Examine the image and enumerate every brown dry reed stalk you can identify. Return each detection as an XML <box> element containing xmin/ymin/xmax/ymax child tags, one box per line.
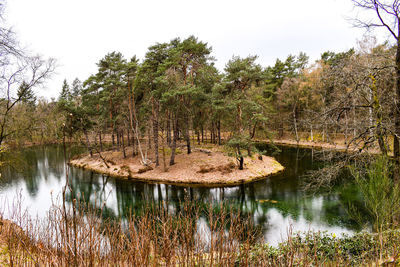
<box><xmin>0</xmin><ymin>194</ymin><xmax>400</xmax><ymax>266</ymax></box>
<box><xmin>0</xmin><ymin>194</ymin><xmax>264</xmax><ymax>266</ymax></box>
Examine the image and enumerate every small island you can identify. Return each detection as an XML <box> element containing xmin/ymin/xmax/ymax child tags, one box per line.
<box><xmin>70</xmin><ymin>146</ymin><xmax>284</xmax><ymax>187</ymax></box>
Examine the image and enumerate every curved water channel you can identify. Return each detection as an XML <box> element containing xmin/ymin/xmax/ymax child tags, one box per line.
<box><xmin>0</xmin><ymin>144</ymin><xmax>367</xmax><ymax>246</ymax></box>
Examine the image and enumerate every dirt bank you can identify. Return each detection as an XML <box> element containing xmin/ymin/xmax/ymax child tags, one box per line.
<box><xmin>69</xmin><ymin>146</ymin><xmax>284</xmax><ymax>187</ymax></box>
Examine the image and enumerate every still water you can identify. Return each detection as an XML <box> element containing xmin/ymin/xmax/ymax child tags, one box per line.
<box><xmin>0</xmin><ymin>144</ymin><xmax>366</xmax><ymax>245</ymax></box>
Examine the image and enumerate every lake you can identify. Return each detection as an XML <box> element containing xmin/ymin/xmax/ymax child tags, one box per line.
<box><xmin>0</xmin><ymin>144</ymin><xmax>367</xmax><ymax>246</ymax></box>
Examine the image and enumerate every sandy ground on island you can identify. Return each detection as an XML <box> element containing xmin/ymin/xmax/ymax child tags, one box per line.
<box><xmin>69</xmin><ymin>145</ymin><xmax>284</xmax><ymax>187</ymax></box>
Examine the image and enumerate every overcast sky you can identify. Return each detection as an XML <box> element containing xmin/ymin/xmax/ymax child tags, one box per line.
<box><xmin>5</xmin><ymin>0</ymin><xmax>382</xmax><ymax>99</ymax></box>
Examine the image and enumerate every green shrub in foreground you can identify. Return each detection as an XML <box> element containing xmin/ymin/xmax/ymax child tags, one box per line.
<box><xmin>243</xmin><ymin>229</ymin><xmax>400</xmax><ymax>266</ymax></box>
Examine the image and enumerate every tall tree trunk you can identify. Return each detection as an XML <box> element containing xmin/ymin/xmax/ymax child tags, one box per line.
<box><xmin>133</xmin><ymin>135</ymin><xmax>137</xmax><ymax>157</ymax></box>
<box><xmin>0</xmin><ymin>117</ymin><xmax>7</xmax><ymax>147</ymax></box>
<box><xmin>237</xmin><ymin>145</ymin><xmax>244</xmax><ymax>170</ymax></box>
<box><xmin>147</xmin><ymin>126</ymin><xmax>152</xmax><ymax>150</ymax></box>
<box><xmin>250</xmin><ymin>122</ymin><xmax>257</xmax><ymax>139</ymax></box>
<box><xmin>185</xmin><ymin>114</ymin><xmax>191</xmax><ymax>154</ymax></box>
<box><xmin>353</xmin><ymin>99</ymin><xmax>357</xmax><ymax>139</ymax></box>
<box><xmin>211</xmin><ymin>121</ymin><xmax>214</xmax><ymax>144</ymax></box>
<box><xmin>84</xmin><ymin>129</ymin><xmax>93</xmax><ymax>157</ymax></box>
<box><xmin>214</xmin><ymin>122</ymin><xmax>217</xmax><ymax>144</ymax></box>
<box><xmin>237</xmin><ymin>103</ymin><xmax>245</xmax><ymax>169</ymax></box>
<box><xmin>370</xmin><ymin>75</ymin><xmax>388</xmax><ymax>156</ymax></box>
<box><xmin>192</xmin><ymin>129</ymin><xmax>195</xmax><ymax>147</ymax></box>
<box><xmin>201</xmin><ymin>125</ymin><xmax>204</xmax><ymax>143</ymax></box>
<box><xmin>394</xmin><ymin>37</ymin><xmax>400</xmax><ymax>182</ymax></box>
<box><xmin>112</xmin><ymin>130</ymin><xmax>115</xmax><ymax>149</ymax></box>
<box><xmin>120</xmin><ymin>130</ymin><xmax>125</xmax><ymax>158</ymax></box>
<box><xmin>152</xmin><ymin>98</ymin><xmax>159</xmax><ymax>166</ymax></box>
<box><xmin>131</xmin><ymin>124</ymin><xmax>136</xmax><ymax>157</ymax></box>
<box><xmin>99</xmin><ymin>131</ymin><xmax>103</xmax><ymax>152</ymax></box>
<box><xmin>127</xmin><ymin>126</ymin><xmax>130</xmax><ymax>147</ymax></box>
<box><xmin>170</xmin><ymin>115</ymin><xmax>178</xmax><ymax>166</ymax></box>
<box><xmin>94</xmin><ymin>132</ymin><xmax>98</xmax><ymax>148</ymax></box>
<box><xmin>218</xmin><ymin>120</ymin><xmax>221</xmax><ymax>145</ymax></box>
<box><xmin>247</xmin><ymin>146</ymin><xmax>252</xmax><ymax>157</ymax></box>
<box><xmin>293</xmin><ymin>104</ymin><xmax>299</xmax><ymax>144</ymax></box>
<box><xmin>128</xmin><ymin>87</ymin><xmax>135</xmax><ymax>157</ymax></box>
<box><xmin>167</xmin><ymin>112</ymin><xmax>171</xmax><ymax>146</ymax></box>
<box><xmin>343</xmin><ymin>111</ymin><xmax>348</xmax><ymax>145</ymax></box>
<box><xmin>128</xmin><ymin>83</ymin><xmax>148</xmax><ymax>164</ymax></box>
<box><xmin>310</xmin><ymin>124</ymin><xmax>314</xmax><ymax>142</ymax></box>
<box><xmin>161</xmin><ymin>127</ymin><xmax>167</xmax><ymax>172</ymax></box>
<box><xmin>117</xmin><ymin>129</ymin><xmax>120</xmax><ymax>150</ymax></box>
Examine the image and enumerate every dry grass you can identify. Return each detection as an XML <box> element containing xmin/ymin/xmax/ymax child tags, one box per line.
<box><xmin>0</xmin><ymin>196</ymin><xmax>399</xmax><ymax>266</ymax></box>
<box><xmin>0</xmin><ymin>197</ymin><xmax>263</xmax><ymax>266</ymax></box>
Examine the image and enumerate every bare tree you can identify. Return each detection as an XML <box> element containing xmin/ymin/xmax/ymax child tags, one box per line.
<box><xmin>351</xmin><ymin>0</ymin><xmax>400</xmax><ymax>178</ymax></box>
<box><xmin>0</xmin><ymin>2</ymin><xmax>56</xmax><ymax>147</ymax></box>
<box><xmin>304</xmin><ymin>40</ymin><xmax>395</xmax><ymax>191</ymax></box>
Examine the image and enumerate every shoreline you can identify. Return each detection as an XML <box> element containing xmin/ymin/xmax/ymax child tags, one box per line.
<box><xmin>69</xmin><ymin>146</ymin><xmax>285</xmax><ymax>187</ymax></box>
<box><xmin>262</xmin><ymin>138</ymin><xmax>388</xmax><ymax>155</ymax></box>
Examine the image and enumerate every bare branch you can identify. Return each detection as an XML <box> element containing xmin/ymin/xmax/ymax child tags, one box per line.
<box><xmin>351</xmin><ymin>0</ymin><xmax>399</xmax><ymax>39</ymax></box>
<box><xmin>374</xmin><ymin>1</ymin><xmax>398</xmax><ymax>38</ymax></box>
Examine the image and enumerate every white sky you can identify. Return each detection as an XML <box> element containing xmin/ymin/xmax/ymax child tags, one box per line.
<box><xmin>5</xmin><ymin>0</ymin><xmax>384</xmax><ymax>99</ymax></box>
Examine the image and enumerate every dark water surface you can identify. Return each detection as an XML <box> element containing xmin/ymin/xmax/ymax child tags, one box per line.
<box><xmin>0</xmin><ymin>144</ymin><xmax>367</xmax><ymax>245</ymax></box>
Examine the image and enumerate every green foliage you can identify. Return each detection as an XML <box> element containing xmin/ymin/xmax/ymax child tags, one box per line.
<box><xmin>71</xmin><ymin>78</ymin><xmax>82</xmax><ymax>98</ymax></box>
<box><xmin>59</xmin><ymin>79</ymin><xmax>71</xmax><ymax>102</ymax></box>
<box><xmin>264</xmin><ymin>52</ymin><xmax>309</xmax><ymax>97</ymax></box>
<box><xmin>17</xmin><ymin>81</ymin><xmax>36</xmax><ymax>106</ymax></box>
<box><xmin>244</xmin><ymin>230</ymin><xmax>400</xmax><ymax>266</ymax></box>
<box><xmin>222</xmin><ymin>55</ymin><xmax>274</xmax><ymax>160</ymax></box>
<box><xmin>320</xmin><ymin>48</ymin><xmax>355</xmax><ymax>67</ymax></box>
<box><xmin>350</xmin><ymin>156</ymin><xmax>400</xmax><ymax>231</ymax></box>
<box><xmin>225</xmin><ymin>135</ymin><xmax>252</xmax><ymax>153</ymax></box>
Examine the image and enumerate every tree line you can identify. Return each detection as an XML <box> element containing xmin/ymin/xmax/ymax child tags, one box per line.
<box><xmin>57</xmin><ymin>37</ymin><xmax>272</xmax><ymax>169</ymax></box>
<box><xmin>2</xmin><ymin>34</ymin><xmax>398</xmax><ymax>170</ymax></box>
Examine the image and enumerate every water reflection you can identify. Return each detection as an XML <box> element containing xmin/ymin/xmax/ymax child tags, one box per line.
<box><xmin>0</xmin><ymin>144</ymin><xmax>368</xmax><ymax>245</ymax></box>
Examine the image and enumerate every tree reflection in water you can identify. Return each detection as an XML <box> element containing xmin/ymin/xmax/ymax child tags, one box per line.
<box><xmin>0</xmin><ymin>144</ymin><xmax>369</xmax><ymax>245</ymax></box>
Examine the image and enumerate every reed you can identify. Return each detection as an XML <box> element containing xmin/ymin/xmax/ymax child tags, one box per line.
<box><xmin>0</xmin><ymin>196</ymin><xmax>399</xmax><ymax>266</ymax></box>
